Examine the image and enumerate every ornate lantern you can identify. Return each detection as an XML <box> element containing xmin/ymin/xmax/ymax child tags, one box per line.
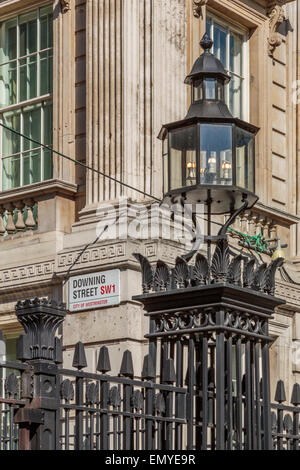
<box><xmin>159</xmin><ymin>34</ymin><xmax>259</xmax><ymax>214</ymax></box>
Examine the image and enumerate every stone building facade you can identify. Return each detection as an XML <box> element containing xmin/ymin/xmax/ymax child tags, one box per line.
<box><xmin>0</xmin><ymin>0</ymin><xmax>299</xmax><ymax>400</ymax></box>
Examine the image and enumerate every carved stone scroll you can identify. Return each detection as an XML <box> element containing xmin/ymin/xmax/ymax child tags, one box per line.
<box><xmin>193</xmin><ymin>0</ymin><xmax>209</xmax><ymax>19</ymax></box>
<box><xmin>268</xmin><ymin>4</ymin><xmax>285</xmax><ymax>57</ymax></box>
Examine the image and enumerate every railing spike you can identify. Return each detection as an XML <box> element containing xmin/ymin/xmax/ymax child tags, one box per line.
<box><xmin>184</xmin><ymin>362</ymin><xmax>198</xmax><ymax>386</ymax></box>
<box><xmin>291</xmin><ymin>383</ymin><xmax>300</xmax><ymax>406</ymax></box>
<box><xmin>162</xmin><ymin>358</ymin><xmax>176</xmax><ymax>384</ymax></box>
<box><xmin>120</xmin><ymin>350</ymin><xmax>134</xmax><ymax>378</ymax></box>
<box><xmin>72</xmin><ymin>342</ymin><xmax>87</xmax><ymax>370</ymax></box>
<box><xmin>97</xmin><ymin>346</ymin><xmax>111</xmax><ymax>374</ymax></box>
<box><xmin>141</xmin><ymin>354</ymin><xmax>155</xmax><ymax>380</ymax></box>
<box><xmin>275</xmin><ymin>380</ymin><xmax>286</xmax><ymax>403</ymax></box>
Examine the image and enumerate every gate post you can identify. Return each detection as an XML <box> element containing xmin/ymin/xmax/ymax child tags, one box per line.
<box><xmin>14</xmin><ymin>298</ymin><xmax>66</xmax><ymax>450</ymax></box>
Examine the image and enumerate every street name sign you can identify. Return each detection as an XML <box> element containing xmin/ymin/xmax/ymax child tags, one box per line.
<box><xmin>69</xmin><ymin>270</ymin><xmax>120</xmax><ymax>312</ymax></box>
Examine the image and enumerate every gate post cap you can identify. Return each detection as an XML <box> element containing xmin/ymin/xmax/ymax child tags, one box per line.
<box><xmin>72</xmin><ymin>342</ymin><xmax>87</xmax><ymax>370</ymax></box>
<box><xmin>120</xmin><ymin>350</ymin><xmax>134</xmax><ymax>378</ymax></box>
<box><xmin>142</xmin><ymin>355</ymin><xmax>156</xmax><ymax>380</ymax></box>
<box><xmin>275</xmin><ymin>380</ymin><xmax>286</xmax><ymax>403</ymax></box>
<box><xmin>291</xmin><ymin>383</ymin><xmax>300</xmax><ymax>406</ymax></box>
<box><xmin>97</xmin><ymin>346</ymin><xmax>111</xmax><ymax>373</ymax></box>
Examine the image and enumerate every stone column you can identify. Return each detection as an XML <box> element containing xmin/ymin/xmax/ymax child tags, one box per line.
<box><xmin>85</xmin><ymin>0</ymin><xmax>123</xmax><ymax>209</ymax></box>
<box><xmin>82</xmin><ymin>0</ymin><xmax>188</xmax><ymax>214</ymax></box>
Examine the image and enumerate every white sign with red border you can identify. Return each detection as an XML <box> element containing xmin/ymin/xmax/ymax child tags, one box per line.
<box><xmin>69</xmin><ymin>270</ymin><xmax>120</xmax><ymax>312</ymax></box>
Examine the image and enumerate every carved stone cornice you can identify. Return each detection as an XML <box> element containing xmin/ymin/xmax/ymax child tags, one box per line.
<box><xmin>60</xmin><ymin>0</ymin><xmax>70</xmax><ymax>13</ymax></box>
<box><xmin>193</xmin><ymin>0</ymin><xmax>209</xmax><ymax>19</ymax></box>
<box><xmin>267</xmin><ymin>3</ymin><xmax>285</xmax><ymax>57</ymax></box>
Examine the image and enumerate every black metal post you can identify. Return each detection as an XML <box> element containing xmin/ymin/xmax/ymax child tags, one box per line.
<box><xmin>15</xmin><ymin>299</ymin><xmax>66</xmax><ymax>450</ymax></box>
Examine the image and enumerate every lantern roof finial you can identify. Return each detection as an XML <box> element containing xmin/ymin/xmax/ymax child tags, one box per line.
<box><xmin>200</xmin><ymin>33</ymin><xmax>213</xmax><ymax>52</ymax></box>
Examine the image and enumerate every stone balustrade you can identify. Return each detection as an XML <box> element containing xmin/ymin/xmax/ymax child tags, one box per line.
<box><xmin>228</xmin><ymin>209</ymin><xmax>279</xmax><ymax>255</ymax></box>
<box><xmin>0</xmin><ymin>199</ymin><xmax>38</xmax><ymax>238</ymax></box>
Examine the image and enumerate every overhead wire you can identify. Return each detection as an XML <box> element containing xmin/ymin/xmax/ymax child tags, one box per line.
<box><xmin>0</xmin><ymin>121</ymin><xmax>224</xmax><ymax>229</ymax></box>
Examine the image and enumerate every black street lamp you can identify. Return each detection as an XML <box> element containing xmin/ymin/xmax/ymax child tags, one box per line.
<box><xmin>159</xmin><ymin>33</ymin><xmax>259</xmax><ymax>215</ymax></box>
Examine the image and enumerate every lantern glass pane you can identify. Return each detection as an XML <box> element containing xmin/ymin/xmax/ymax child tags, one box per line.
<box><xmin>192</xmin><ymin>80</ymin><xmax>203</xmax><ymax>102</ymax></box>
<box><xmin>204</xmin><ymin>79</ymin><xmax>216</xmax><ymax>99</ymax></box>
<box><xmin>200</xmin><ymin>124</ymin><xmax>232</xmax><ymax>185</ymax></box>
<box><xmin>169</xmin><ymin>126</ymin><xmax>197</xmax><ymax>190</ymax></box>
<box><xmin>217</xmin><ymin>79</ymin><xmax>224</xmax><ymax>101</ymax></box>
<box><xmin>236</xmin><ymin>128</ymin><xmax>255</xmax><ymax>191</ymax></box>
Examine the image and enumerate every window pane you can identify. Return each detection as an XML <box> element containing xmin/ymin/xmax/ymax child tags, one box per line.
<box><xmin>43</xmin><ymin>150</ymin><xmax>53</xmax><ymax>180</ymax></box>
<box><xmin>206</xmin><ymin>17</ymin><xmax>212</xmax><ymax>36</ymax></box>
<box><xmin>40</xmin><ymin>6</ymin><xmax>53</xmax><ymax>50</ymax></box>
<box><xmin>0</xmin><ymin>18</ymin><xmax>17</xmax><ymax>64</ymax></box>
<box><xmin>23</xmin><ymin>149</ymin><xmax>41</xmax><ymax>185</ymax></box>
<box><xmin>2</xmin><ymin>155</ymin><xmax>20</xmax><ymax>190</ymax></box>
<box><xmin>213</xmin><ymin>23</ymin><xmax>227</xmax><ymax>68</ymax></box>
<box><xmin>2</xmin><ymin>111</ymin><xmax>20</xmax><ymax>156</ymax></box>
<box><xmin>23</xmin><ymin>104</ymin><xmax>41</xmax><ymax>151</ymax></box>
<box><xmin>40</xmin><ymin>50</ymin><xmax>53</xmax><ymax>95</ymax></box>
<box><xmin>0</xmin><ymin>61</ymin><xmax>17</xmax><ymax>107</ymax></box>
<box><xmin>28</xmin><ymin>54</ymin><xmax>37</xmax><ymax>99</ymax></box>
<box><xmin>230</xmin><ymin>34</ymin><xmax>242</xmax><ymax>76</ymax></box>
<box><xmin>44</xmin><ymin>102</ymin><xmax>53</xmax><ymax>145</ymax></box>
<box><xmin>19</xmin><ymin>11</ymin><xmax>37</xmax><ymax>56</ymax></box>
<box><xmin>19</xmin><ymin>55</ymin><xmax>37</xmax><ymax>101</ymax></box>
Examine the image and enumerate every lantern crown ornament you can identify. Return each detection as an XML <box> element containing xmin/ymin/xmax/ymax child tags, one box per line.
<box><xmin>159</xmin><ymin>34</ymin><xmax>260</xmax><ymax>215</ymax></box>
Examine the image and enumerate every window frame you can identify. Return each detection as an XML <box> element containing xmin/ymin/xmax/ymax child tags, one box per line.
<box><xmin>0</xmin><ymin>4</ymin><xmax>53</xmax><ymax>192</ymax></box>
<box><xmin>206</xmin><ymin>11</ymin><xmax>250</xmax><ymax>121</ymax></box>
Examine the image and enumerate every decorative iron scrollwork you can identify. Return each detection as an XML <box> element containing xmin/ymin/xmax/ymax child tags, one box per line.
<box><xmin>5</xmin><ymin>373</ymin><xmax>19</xmax><ymax>399</ymax></box>
<box><xmin>193</xmin><ymin>254</ymin><xmax>209</xmax><ymax>286</ymax></box>
<box><xmin>154</xmin><ymin>393</ymin><xmax>165</xmax><ymax>415</ymax></box>
<box><xmin>86</xmin><ymin>382</ymin><xmax>99</xmax><ymax>406</ymax></box>
<box><xmin>60</xmin><ymin>379</ymin><xmax>74</xmax><ymax>403</ymax></box>
<box><xmin>154</xmin><ymin>261</ymin><xmax>170</xmax><ymax>292</ymax></box>
<box><xmin>227</xmin><ymin>255</ymin><xmax>243</xmax><ymax>286</ymax></box>
<box><xmin>211</xmin><ymin>239</ymin><xmax>230</xmax><ymax>283</ymax></box>
<box><xmin>109</xmin><ymin>387</ymin><xmax>121</xmax><ymax>408</ymax></box>
<box><xmin>173</xmin><ymin>257</ymin><xmax>189</xmax><ymax>289</ymax></box>
<box><xmin>133</xmin><ymin>254</ymin><xmax>154</xmax><ymax>294</ymax></box>
<box><xmin>131</xmin><ymin>390</ymin><xmax>144</xmax><ymax>412</ymax></box>
<box><xmin>134</xmin><ymin>241</ymin><xmax>283</xmax><ymax>296</ymax></box>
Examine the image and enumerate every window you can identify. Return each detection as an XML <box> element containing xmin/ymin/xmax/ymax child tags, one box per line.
<box><xmin>206</xmin><ymin>14</ymin><xmax>249</xmax><ymax>120</ymax></box>
<box><xmin>0</xmin><ymin>5</ymin><xmax>53</xmax><ymax>191</ymax></box>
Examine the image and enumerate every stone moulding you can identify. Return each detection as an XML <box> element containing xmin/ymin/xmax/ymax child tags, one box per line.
<box><xmin>193</xmin><ymin>0</ymin><xmax>209</xmax><ymax>19</ymax></box>
<box><xmin>268</xmin><ymin>3</ymin><xmax>285</xmax><ymax>58</ymax></box>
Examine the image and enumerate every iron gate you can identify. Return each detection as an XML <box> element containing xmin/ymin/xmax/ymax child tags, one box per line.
<box><xmin>0</xmin><ymin>243</ymin><xmax>299</xmax><ymax>450</ymax></box>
